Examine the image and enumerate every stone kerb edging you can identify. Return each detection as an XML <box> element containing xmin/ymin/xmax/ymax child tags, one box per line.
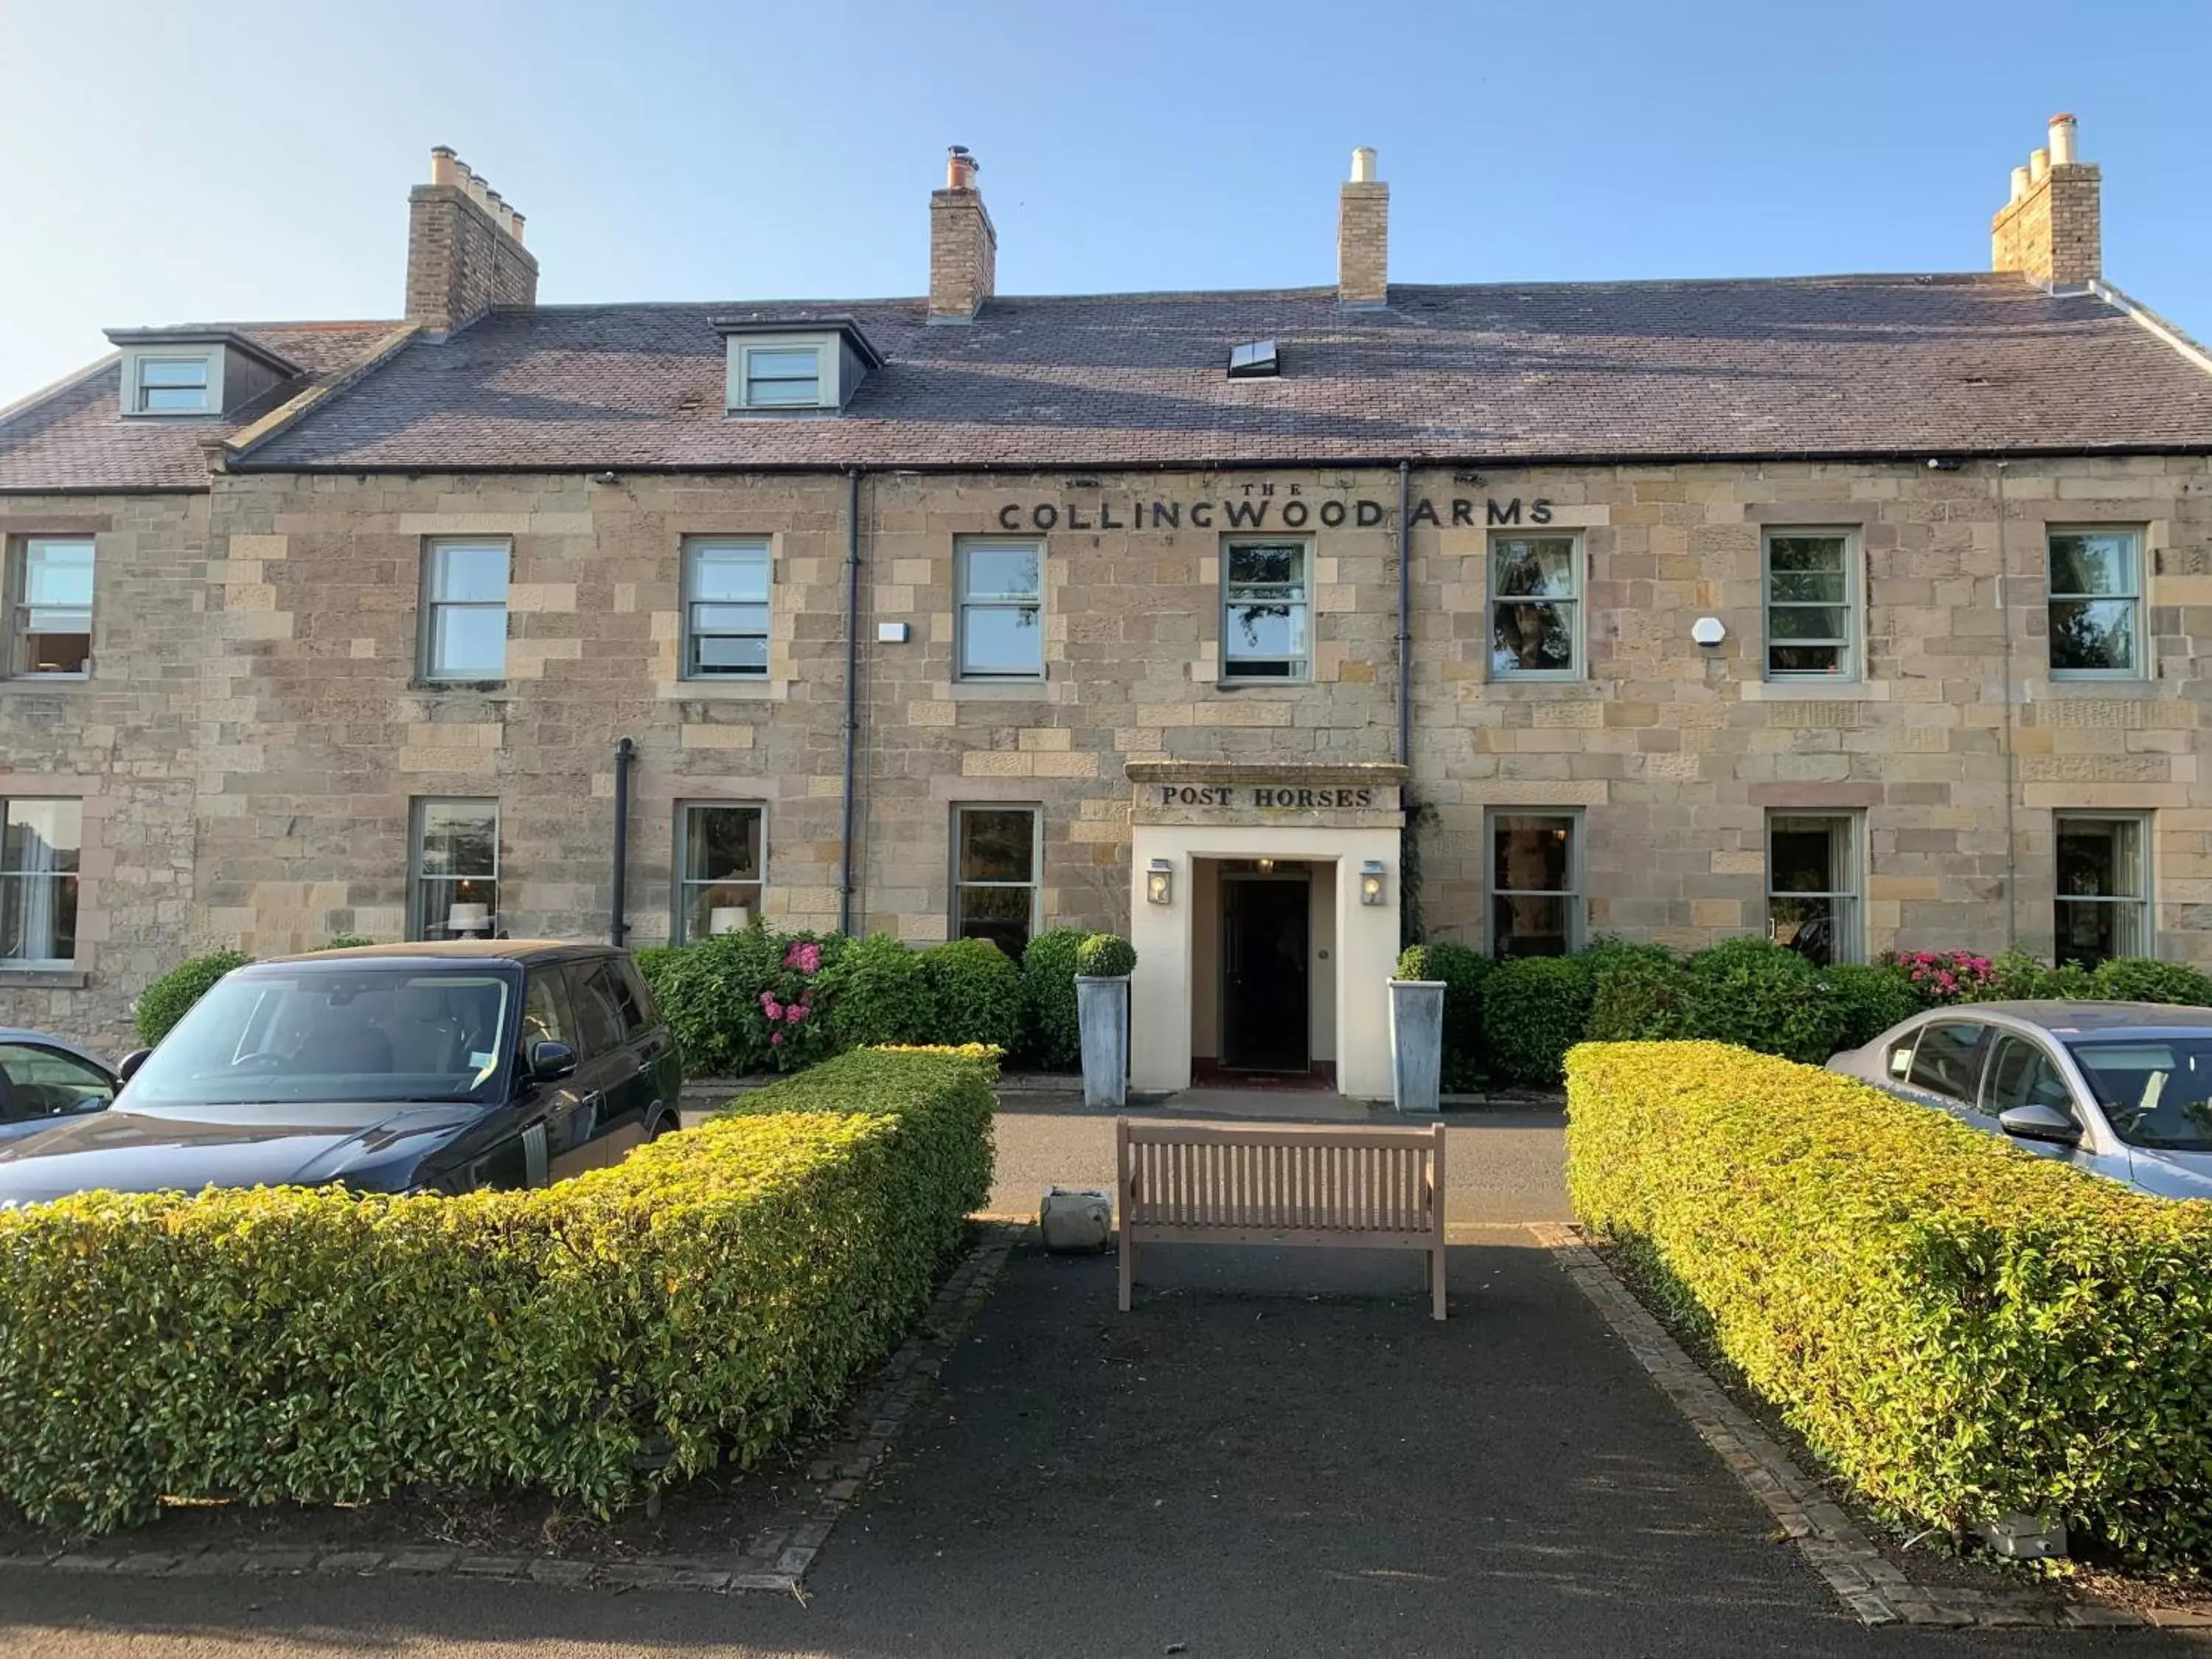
<box><xmin>1530</xmin><ymin>1222</ymin><xmax>2165</xmax><ymax>1631</ymax></box>
<box><xmin>0</xmin><ymin>1223</ymin><xmax>1021</xmax><ymax>1597</ymax></box>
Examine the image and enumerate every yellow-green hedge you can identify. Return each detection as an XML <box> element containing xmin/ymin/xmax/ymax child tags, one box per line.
<box><xmin>1568</xmin><ymin>1041</ymin><xmax>2212</xmax><ymax>1566</ymax></box>
<box><xmin>0</xmin><ymin>1046</ymin><xmax>994</xmax><ymax>1532</ymax></box>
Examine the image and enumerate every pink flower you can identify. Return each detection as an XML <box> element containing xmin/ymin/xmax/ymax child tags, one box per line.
<box><xmin>784</xmin><ymin>942</ymin><xmax>821</xmax><ymax>975</ymax></box>
<box><xmin>787</xmin><ymin>1003</ymin><xmax>809</xmax><ymax>1023</ymax></box>
<box><xmin>763</xmin><ymin>998</ymin><xmax>783</xmax><ymax>1021</ymax></box>
<box><xmin>770</xmin><ymin>1032</ymin><xmax>785</xmax><ymax>1047</ymax></box>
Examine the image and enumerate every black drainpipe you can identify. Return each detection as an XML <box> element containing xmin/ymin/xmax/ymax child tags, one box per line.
<box><xmin>1395</xmin><ymin>460</ymin><xmax>1413</xmax><ymax>765</ymax></box>
<box><xmin>609</xmin><ymin>736</ymin><xmax>635</xmax><ymax>946</ymax></box>
<box><xmin>838</xmin><ymin>469</ymin><xmax>863</xmax><ymax>936</ymax></box>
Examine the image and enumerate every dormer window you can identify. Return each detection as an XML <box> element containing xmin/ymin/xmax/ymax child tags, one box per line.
<box><xmin>742</xmin><ymin>346</ymin><xmax>823</xmax><ymax>408</ymax></box>
<box><xmin>713</xmin><ymin>317</ymin><xmax>883</xmax><ymax>415</ymax></box>
<box><xmin>133</xmin><ymin>355</ymin><xmax>211</xmax><ymax>413</ymax></box>
<box><xmin>105</xmin><ymin>327</ymin><xmax>299</xmax><ymax>420</ymax></box>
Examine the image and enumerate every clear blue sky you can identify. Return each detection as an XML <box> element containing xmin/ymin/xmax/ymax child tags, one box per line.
<box><xmin>4</xmin><ymin>0</ymin><xmax>2208</xmax><ymax>400</ymax></box>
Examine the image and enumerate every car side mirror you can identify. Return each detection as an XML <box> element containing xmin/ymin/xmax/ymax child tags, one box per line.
<box><xmin>527</xmin><ymin>1040</ymin><xmax>578</xmax><ymax>1084</ymax></box>
<box><xmin>1998</xmin><ymin>1102</ymin><xmax>2081</xmax><ymax>1146</ymax></box>
<box><xmin>117</xmin><ymin>1050</ymin><xmax>150</xmax><ymax>1084</ymax></box>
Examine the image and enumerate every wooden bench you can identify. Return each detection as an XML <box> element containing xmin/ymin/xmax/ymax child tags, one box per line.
<box><xmin>1114</xmin><ymin>1119</ymin><xmax>1448</xmax><ymax>1320</ymax></box>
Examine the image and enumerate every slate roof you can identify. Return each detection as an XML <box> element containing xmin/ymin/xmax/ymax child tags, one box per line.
<box><xmin>6</xmin><ymin>275</ymin><xmax>2212</xmax><ymax>489</ymax></box>
<box><xmin>0</xmin><ymin>322</ymin><xmax>397</xmax><ymax>492</ymax></box>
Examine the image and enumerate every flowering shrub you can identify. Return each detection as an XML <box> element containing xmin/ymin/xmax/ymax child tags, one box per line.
<box><xmin>745</xmin><ymin>933</ymin><xmax>843</xmax><ymax>1071</ymax></box>
<box><xmin>1890</xmin><ymin>949</ymin><xmax>1995</xmax><ymax>1004</ymax></box>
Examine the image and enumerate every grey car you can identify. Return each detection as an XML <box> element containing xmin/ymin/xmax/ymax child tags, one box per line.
<box><xmin>1826</xmin><ymin>1001</ymin><xmax>2212</xmax><ymax>1200</ymax></box>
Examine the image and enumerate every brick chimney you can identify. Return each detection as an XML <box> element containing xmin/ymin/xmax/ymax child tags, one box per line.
<box><xmin>1338</xmin><ymin>147</ymin><xmax>1389</xmax><ymax>309</ymax></box>
<box><xmin>406</xmin><ymin>147</ymin><xmax>539</xmax><ymax>333</ymax></box>
<box><xmin>928</xmin><ymin>145</ymin><xmax>996</xmax><ymax>323</ymax></box>
<box><xmin>1991</xmin><ymin>114</ymin><xmax>2101</xmax><ymax>288</ymax></box>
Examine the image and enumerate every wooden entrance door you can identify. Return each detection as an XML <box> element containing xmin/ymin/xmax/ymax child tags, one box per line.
<box><xmin>1220</xmin><ymin>872</ymin><xmax>1310</xmax><ymax>1072</ymax></box>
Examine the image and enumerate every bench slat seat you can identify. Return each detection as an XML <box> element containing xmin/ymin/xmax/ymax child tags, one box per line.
<box><xmin>1115</xmin><ymin>1118</ymin><xmax>1447</xmax><ymax>1320</ymax></box>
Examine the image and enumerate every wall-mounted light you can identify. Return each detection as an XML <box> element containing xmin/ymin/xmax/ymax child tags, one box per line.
<box><xmin>1256</xmin><ymin>856</ymin><xmax>1276</xmax><ymax>874</ymax></box>
<box><xmin>1146</xmin><ymin>858</ymin><xmax>1174</xmax><ymax>905</ymax></box>
<box><xmin>1360</xmin><ymin>860</ymin><xmax>1387</xmax><ymax>906</ymax></box>
<box><xmin>1691</xmin><ymin>616</ymin><xmax>1726</xmax><ymax>647</ymax></box>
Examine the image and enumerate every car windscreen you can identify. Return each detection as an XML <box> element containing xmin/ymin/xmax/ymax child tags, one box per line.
<box><xmin>2065</xmin><ymin>1039</ymin><xmax>2212</xmax><ymax>1151</ymax></box>
<box><xmin>128</xmin><ymin>970</ymin><xmax>513</xmax><ymax>1107</ymax></box>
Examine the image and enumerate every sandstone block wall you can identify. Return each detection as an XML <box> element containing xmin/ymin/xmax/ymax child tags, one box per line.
<box><xmin>10</xmin><ymin>451</ymin><xmax>2211</xmax><ymax>1048</ymax></box>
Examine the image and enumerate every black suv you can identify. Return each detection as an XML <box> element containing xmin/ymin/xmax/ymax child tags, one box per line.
<box><xmin>0</xmin><ymin>942</ymin><xmax>684</xmax><ymax>1206</ymax></box>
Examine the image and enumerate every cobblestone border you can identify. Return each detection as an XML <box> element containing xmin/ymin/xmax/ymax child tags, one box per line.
<box><xmin>1529</xmin><ymin>1222</ymin><xmax>2159</xmax><ymax>1632</ymax></box>
<box><xmin>0</xmin><ymin>1222</ymin><xmax>1020</xmax><ymax>1599</ymax></box>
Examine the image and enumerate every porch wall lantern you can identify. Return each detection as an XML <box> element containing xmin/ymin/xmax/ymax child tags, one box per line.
<box><xmin>1359</xmin><ymin>860</ymin><xmax>1388</xmax><ymax>906</ymax></box>
<box><xmin>1146</xmin><ymin>858</ymin><xmax>1175</xmax><ymax>906</ymax></box>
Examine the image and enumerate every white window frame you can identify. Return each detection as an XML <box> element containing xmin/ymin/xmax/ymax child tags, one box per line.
<box><xmin>8</xmin><ymin>537</ymin><xmax>93</xmax><ymax>680</ymax></box>
<box><xmin>131</xmin><ymin>353</ymin><xmax>212</xmax><ymax>414</ymax></box>
<box><xmin>672</xmin><ymin>802</ymin><xmax>767</xmax><ymax>944</ymax></box>
<box><xmin>951</xmin><ymin>804</ymin><xmax>1041</xmax><ymax>955</ymax></box>
<box><xmin>1488</xmin><ymin>532</ymin><xmax>1584</xmax><ymax>680</ymax></box>
<box><xmin>0</xmin><ymin>798</ymin><xmax>81</xmax><ymax>970</ymax></box>
<box><xmin>2053</xmin><ymin>811</ymin><xmax>2152</xmax><ymax>965</ymax></box>
<box><xmin>681</xmin><ymin>538</ymin><xmax>771</xmax><ymax>680</ymax></box>
<box><xmin>1484</xmin><ymin>808</ymin><xmax>1584</xmax><ymax>959</ymax></box>
<box><xmin>1220</xmin><ymin>538</ymin><xmax>1312</xmax><ymax>683</ymax></box>
<box><xmin>409</xmin><ymin>799</ymin><xmax>501</xmax><ymax>942</ymax></box>
<box><xmin>2048</xmin><ymin>526</ymin><xmax>2146</xmax><ymax>681</ymax></box>
<box><xmin>1762</xmin><ymin>528</ymin><xmax>1860</xmax><ymax>682</ymax></box>
<box><xmin>1764</xmin><ymin>810</ymin><xmax>1864</xmax><ymax>965</ymax></box>
<box><xmin>420</xmin><ymin>538</ymin><xmax>510</xmax><ymax>682</ymax></box>
<box><xmin>739</xmin><ymin>343</ymin><xmax>824</xmax><ymax>408</ymax></box>
<box><xmin>955</xmin><ymin>539</ymin><xmax>1045</xmax><ymax>681</ymax></box>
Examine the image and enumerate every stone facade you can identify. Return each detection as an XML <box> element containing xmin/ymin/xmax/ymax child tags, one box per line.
<box><xmin>0</xmin><ymin>494</ymin><xmax>209</xmax><ymax>1046</ymax></box>
<box><xmin>8</xmin><ymin>450</ymin><xmax>2207</xmax><ymax>1051</ymax></box>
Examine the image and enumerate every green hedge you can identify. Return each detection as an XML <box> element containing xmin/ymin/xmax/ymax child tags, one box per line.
<box><xmin>1568</xmin><ymin>1041</ymin><xmax>2212</xmax><ymax>1567</ymax></box>
<box><xmin>1020</xmin><ymin>928</ymin><xmax>1088</xmax><ymax>1070</ymax></box>
<box><xmin>1481</xmin><ymin>956</ymin><xmax>1595</xmax><ymax>1085</ymax></box>
<box><xmin>921</xmin><ymin>938</ymin><xmax>1026</xmax><ymax>1052</ymax></box>
<box><xmin>0</xmin><ymin>1046</ymin><xmax>995</xmax><ymax>1533</ymax></box>
<box><xmin>830</xmin><ymin>933</ymin><xmax>936</xmax><ymax>1050</ymax></box>
<box><xmin>1396</xmin><ymin>941</ymin><xmax>1490</xmax><ymax>1090</ymax></box>
<box><xmin>133</xmin><ymin>950</ymin><xmax>255</xmax><ymax>1047</ymax></box>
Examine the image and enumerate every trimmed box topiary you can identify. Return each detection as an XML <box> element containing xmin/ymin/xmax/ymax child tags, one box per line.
<box><xmin>1074</xmin><ymin>932</ymin><xmax>1136</xmax><ymax>979</ymax></box>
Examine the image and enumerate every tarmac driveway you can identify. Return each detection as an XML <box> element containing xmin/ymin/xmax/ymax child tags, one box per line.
<box><xmin>4</xmin><ymin>1139</ymin><xmax>2200</xmax><ymax>1657</ymax></box>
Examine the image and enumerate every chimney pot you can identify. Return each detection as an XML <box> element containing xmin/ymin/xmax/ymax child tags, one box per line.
<box><xmin>507</xmin><ymin>209</ymin><xmax>526</xmax><ymax>246</ymax></box>
<box><xmin>429</xmin><ymin>146</ymin><xmax>463</xmax><ymax>187</ymax></box>
<box><xmin>945</xmin><ymin>145</ymin><xmax>978</xmax><ymax>191</ymax></box>
<box><xmin>1349</xmin><ymin>145</ymin><xmax>1377</xmax><ymax>184</ymax></box>
<box><xmin>465</xmin><ymin>172</ymin><xmax>492</xmax><ymax>207</ymax></box>
<box><xmin>1992</xmin><ymin>112</ymin><xmax>2101</xmax><ymax>288</ymax></box>
<box><xmin>2048</xmin><ymin>112</ymin><xmax>2079</xmax><ymax>166</ymax></box>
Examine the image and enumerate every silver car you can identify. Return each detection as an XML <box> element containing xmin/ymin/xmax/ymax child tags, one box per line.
<box><xmin>1826</xmin><ymin>1001</ymin><xmax>2212</xmax><ymax>1200</ymax></box>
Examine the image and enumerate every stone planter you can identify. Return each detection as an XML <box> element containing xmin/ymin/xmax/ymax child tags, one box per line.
<box><xmin>1076</xmin><ymin>973</ymin><xmax>1131</xmax><ymax>1109</ymax></box>
<box><xmin>1388</xmin><ymin>978</ymin><xmax>1447</xmax><ymax>1114</ymax></box>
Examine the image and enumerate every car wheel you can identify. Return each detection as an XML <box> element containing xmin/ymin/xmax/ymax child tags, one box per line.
<box><xmin>647</xmin><ymin>1110</ymin><xmax>678</xmax><ymax>1141</ymax></box>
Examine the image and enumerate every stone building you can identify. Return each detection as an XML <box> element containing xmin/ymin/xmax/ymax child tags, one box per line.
<box><xmin>4</xmin><ymin>119</ymin><xmax>2211</xmax><ymax>1096</ymax></box>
